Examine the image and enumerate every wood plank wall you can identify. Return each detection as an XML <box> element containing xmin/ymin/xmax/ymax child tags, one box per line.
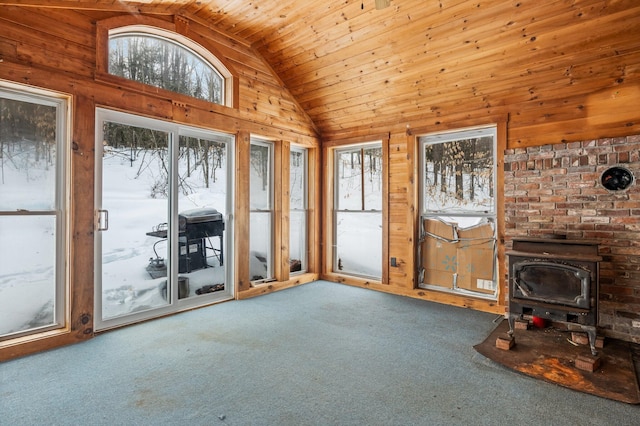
<box><xmin>0</xmin><ymin>7</ymin><xmax>320</xmax><ymax>360</ymax></box>
<box><xmin>318</xmin><ymin>2</ymin><xmax>640</xmax><ymax>316</ymax></box>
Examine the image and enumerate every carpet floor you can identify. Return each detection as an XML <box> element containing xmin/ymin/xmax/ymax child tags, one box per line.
<box><xmin>1</xmin><ymin>281</ymin><xmax>639</xmax><ymax>425</ymax></box>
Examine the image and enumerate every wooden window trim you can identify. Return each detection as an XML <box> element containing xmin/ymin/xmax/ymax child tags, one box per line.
<box><xmin>0</xmin><ymin>83</ymin><xmax>83</xmax><ymax>362</ymax></box>
<box><xmin>409</xmin><ymin>115</ymin><xmax>508</xmax><ymax>312</ymax></box>
<box><xmin>322</xmin><ymin>137</ymin><xmax>389</xmax><ymax>285</ymax></box>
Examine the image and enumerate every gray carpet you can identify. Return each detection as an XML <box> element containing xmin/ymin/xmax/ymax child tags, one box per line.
<box><xmin>1</xmin><ymin>281</ymin><xmax>638</xmax><ymax>425</ymax></box>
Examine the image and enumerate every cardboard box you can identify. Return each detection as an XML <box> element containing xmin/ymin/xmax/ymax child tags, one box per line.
<box><xmin>456</xmin><ymin>222</ymin><xmax>496</xmax><ymax>294</ymax></box>
<box><xmin>420</xmin><ymin>218</ymin><xmax>496</xmax><ymax>295</ymax></box>
<box><xmin>421</xmin><ymin>218</ymin><xmax>458</xmax><ymax>288</ymax></box>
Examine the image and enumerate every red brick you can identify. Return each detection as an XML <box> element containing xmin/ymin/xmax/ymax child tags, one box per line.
<box><xmin>575</xmin><ymin>355</ymin><xmax>601</xmax><ymax>372</ymax></box>
<box><xmin>516</xmin><ymin>197</ymin><xmax>540</xmax><ymax>203</ymax></box>
<box><xmin>539</xmin><ymin>195</ymin><xmax>567</xmax><ymax>203</ymax></box>
<box><xmin>526</xmin><ymin>189</ymin><xmax>554</xmax><ymax>197</ymax></box>
<box><xmin>571</xmin><ymin>332</ymin><xmax>589</xmax><ymax>345</ymax></box>
<box><xmin>583</xmin><ymin>231</ymin><xmax>614</xmax><ymax>239</ymax></box>
<box><xmin>580</xmin><ymin>216</ymin><xmax>610</xmax><ymax>224</ymax></box>
<box><xmin>554</xmin><ymin>216</ymin><xmax>580</xmax><ymax>223</ymax></box>
<box><xmin>496</xmin><ymin>334</ymin><xmax>515</xmax><ymax>350</ymax></box>
<box><xmin>599</xmin><ymin>209</ymin><xmax>630</xmax><ymax>217</ymax></box>
<box><xmin>616</xmin><ymin>201</ymin><xmax>640</xmax><ymax>209</ymax></box>
<box><xmin>611</xmin><ymin>137</ymin><xmax>629</xmax><ymax>145</ymax></box>
<box><xmin>611</xmin><ymin>217</ymin><xmax>640</xmax><ymax>225</ymax></box>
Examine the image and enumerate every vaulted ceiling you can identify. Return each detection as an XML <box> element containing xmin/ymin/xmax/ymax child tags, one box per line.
<box><xmin>6</xmin><ymin>1</ymin><xmax>639</xmax><ymax>141</ymax></box>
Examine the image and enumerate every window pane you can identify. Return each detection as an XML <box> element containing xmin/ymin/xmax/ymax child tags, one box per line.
<box><xmin>177</xmin><ymin>134</ymin><xmax>229</xmax><ymax>298</ymax></box>
<box><xmin>335</xmin><ymin>211</ymin><xmax>382</xmax><ymax>278</ymax></box>
<box><xmin>250</xmin><ymin>143</ymin><xmax>271</xmax><ymax>210</ymax></box>
<box><xmin>100</xmin><ymin>122</ymin><xmax>170</xmax><ymax>320</ymax></box>
<box><xmin>0</xmin><ymin>97</ymin><xmax>57</xmax><ymax>210</ymax></box>
<box><xmin>363</xmin><ymin>146</ymin><xmax>382</xmax><ymax>211</ymax></box>
<box><xmin>250</xmin><ymin>139</ymin><xmax>273</xmax><ymax>282</ymax></box>
<box><xmin>178</xmin><ymin>134</ymin><xmax>230</xmax><ymax>215</ymax></box>
<box><xmin>109</xmin><ymin>34</ymin><xmax>224</xmax><ymax>104</ymax></box>
<box><xmin>290</xmin><ymin>149</ymin><xmax>305</xmax><ymax>210</ymax></box>
<box><xmin>421</xmin><ymin>136</ymin><xmax>494</xmax><ymax>214</ymax></box>
<box><xmin>290</xmin><ymin>147</ymin><xmax>307</xmax><ymax>274</ymax></box>
<box><xmin>336</xmin><ymin>149</ymin><xmax>363</xmax><ymax>210</ymax></box>
<box><xmin>290</xmin><ymin>210</ymin><xmax>306</xmax><ymax>273</ymax></box>
<box><xmin>250</xmin><ymin>211</ymin><xmax>272</xmax><ymax>281</ymax></box>
<box><xmin>0</xmin><ymin>215</ymin><xmax>57</xmax><ymax>336</ymax></box>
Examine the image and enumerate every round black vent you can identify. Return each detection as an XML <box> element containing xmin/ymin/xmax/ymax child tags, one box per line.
<box><xmin>600</xmin><ymin>166</ymin><xmax>634</xmax><ymax>191</ymax></box>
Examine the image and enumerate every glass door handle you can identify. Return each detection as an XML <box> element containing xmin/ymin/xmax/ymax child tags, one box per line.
<box><xmin>96</xmin><ymin>209</ymin><xmax>109</xmax><ymax>231</ymax></box>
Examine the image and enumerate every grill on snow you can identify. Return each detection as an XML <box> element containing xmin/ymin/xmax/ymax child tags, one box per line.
<box><xmin>507</xmin><ymin>237</ymin><xmax>601</xmax><ymax>355</ymax></box>
<box><xmin>146</xmin><ymin>208</ymin><xmax>224</xmax><ymax>278</ymax></box>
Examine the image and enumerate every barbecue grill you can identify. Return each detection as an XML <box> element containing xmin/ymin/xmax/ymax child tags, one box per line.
<box><xmin>178</xmin><ymin>208</ymin><xmax>224</xmax><ymax>272</ymax></box>
<box><xmin>145</xmin><ymin>208</ymin><xmax>224</xmax><ymax>277</ymax></box>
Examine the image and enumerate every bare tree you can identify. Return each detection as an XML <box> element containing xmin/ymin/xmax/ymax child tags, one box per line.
<box><xmin>109</xmin><ymin>34</ymin><xmax>223</xmax><ymax>104</ymax></box>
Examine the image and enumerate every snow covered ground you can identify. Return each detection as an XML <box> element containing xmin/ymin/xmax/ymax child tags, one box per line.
<box><xmin>0</xmin><ymin>139</ymin><xmax>59</xmax><ymax>336</ymax></box>
<box><xmin>99</xmin><ymin>145</ymin><xmax>230</xmax><ymax>321</ymax></box>
<box><xmin>0</xmin><ymin>216</ymin><xmax>57</xmax><ymax>335</ymax></box>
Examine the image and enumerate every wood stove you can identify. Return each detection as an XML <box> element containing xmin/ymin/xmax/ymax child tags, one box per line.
<box><xmin>507</xmin><ymin>238</ymin><xmax>602</xmax><ymax>355</ymax></box>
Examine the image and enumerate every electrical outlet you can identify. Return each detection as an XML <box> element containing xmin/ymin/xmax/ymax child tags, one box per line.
<box><xmin>390</xmin><ymin>257</ymin><xmax>397</xmax><ymax>267</ymax></box>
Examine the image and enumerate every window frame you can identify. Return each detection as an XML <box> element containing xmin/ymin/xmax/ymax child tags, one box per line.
<box><xmin>108</xmin><ymin>30</ymin><xmax>227</xmax><ymax>105</ymax></box>
<box><xmin>96</xmin><ymin>17</ymin><xmax>237</xmax><ymax>109</ymax></box>
<box><xmin>332</xmin><ymin>141</ymin><xmax>384</xmax><ymax>280</ymax></box>
<box><xmin>289</xmin><ymin>145</ymin><xmax>308</xmax><ymax>274</ymax></box>
<box><xmin>0</xmin><ymin>81</ymin><xmax>70</xmax><ymax>341</ymax></box>
<box><xmin>249</xmin><ymin>137</ymin><xmax>275</xmax><ymax>284</ymax></box>
<box><xmin>417</xmin><ymin>125</ymin><xmax>498</xmax><ymax>299</ymax></box>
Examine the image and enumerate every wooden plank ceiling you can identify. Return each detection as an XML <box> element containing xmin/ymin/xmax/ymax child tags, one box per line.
<box><xmin>5</xmin><ymin>0</ymin><xmax>639</xmax><ymax>140</ymax></box>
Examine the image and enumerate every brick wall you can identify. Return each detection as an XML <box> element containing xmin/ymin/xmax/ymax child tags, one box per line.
<box><xmin>504</xmin><ymin>135</ymin><xmax>640</xmax><ymax>343</ymax></box>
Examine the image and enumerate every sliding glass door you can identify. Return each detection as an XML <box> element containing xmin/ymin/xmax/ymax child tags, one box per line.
<box><xmin>95</xmin><ymin>109</ymin><xmax>234</xmax><ymax>330</ymax></box>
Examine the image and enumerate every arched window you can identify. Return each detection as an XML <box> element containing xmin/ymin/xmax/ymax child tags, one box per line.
<box><xmin>106</xmin><ymin>25</ymin><xmax>232</xmax><ymax>106</ymax></box>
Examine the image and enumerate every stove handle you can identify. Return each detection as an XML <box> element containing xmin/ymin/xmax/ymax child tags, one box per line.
<box><xmin>96</xmin><ymin>209</ymin><xmax>109</xmax><ymax>231</ymax></box>
<box><xmin>513</xmin><ymin>277</ymin><xmax>531</xmax><ymax>297</ymax></box>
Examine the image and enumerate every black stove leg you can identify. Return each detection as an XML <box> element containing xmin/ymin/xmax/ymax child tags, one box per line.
<box><xmin>507</xmin><ymin>313</ymin><xmax>518</xmax><ymax>337</ymax></box>
<box><xmin>582</xmin><ymin>325</ymin><xmax>598</xmax><ymax>356</ymax></box>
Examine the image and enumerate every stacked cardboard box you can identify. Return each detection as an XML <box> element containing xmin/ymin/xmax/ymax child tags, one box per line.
<box><xmin>421</xmin><ymin>218</ymin><xmax>458</xmax><ymax>288</ymax></box>
<box><xmin>457</xmin><ymin>222</ymin><xmax>496</xmax><ymax>294</ymax></box>
<box><xmin>421</xmin><ymin>218</ymin><xmax>496</xmax><ymax>294</ymax></box>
